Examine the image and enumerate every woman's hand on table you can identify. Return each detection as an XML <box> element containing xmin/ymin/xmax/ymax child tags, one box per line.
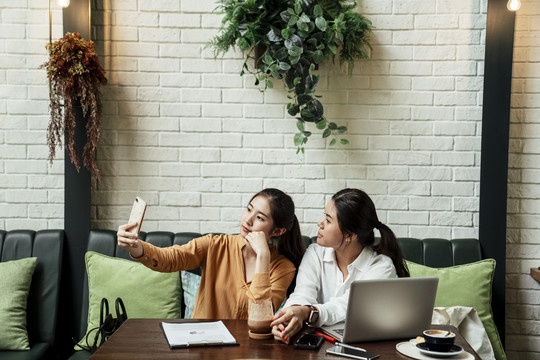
<box><xmin>117</xmin><ymin>223</ymin><xmax>143</xmax><ymax>258</ymax></box>
<box><xmin>270</xmin><ymin>305</ymin><xmax>311</xmax><ymax>344</ymax></box>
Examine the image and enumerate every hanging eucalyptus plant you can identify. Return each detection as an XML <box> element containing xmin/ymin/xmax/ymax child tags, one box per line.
<box><xmin>210</xmin><ymin>0</ymin><xmax>373</xmax><ymax>153</ymax></box>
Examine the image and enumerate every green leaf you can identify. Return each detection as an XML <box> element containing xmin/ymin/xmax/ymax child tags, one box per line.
<box><xmin>316</xmin><ymin>118</ymin><xmax>327</xmax><ymax>129</ymax></box>
<box><xmin>296</xmin><ymin>147</ymin><xmax>301</xmax><ymax>154</ymax></box>
<box><xmin>301</xmin><ymin>109</ymin><xmax>313</xmax><ymax>120</ymax></box>
<box><xmin>267</xmin><ymin>29</ymin><xmax>282</xmax><ymax>42</ymax></box>
<box><xmin>329</xmin><ymin>138</ymin><xmax>337</xmax><ymax>146</ymax></box>
<box><xmin>315</xmin><ymin>17</ymin><xmax>327</xmax><ymax>31</ymax></box>
<box><xmin>279</xmin><ymin>62</ymin><xmax>291</xmax><ymax>71</ymax></box>
<box><xmin>328</xmin><ymin>122</ymin><xmax>338</xmax><ymax>130</ymax></box>
<box><xmin>293</xmin><ymin>77</ymin><xmax>302</xmax><ymax>85</ymax></box>
<box><xmin>263</xmin><ymin>53</ymin><xmax>273</xmax><ymax>65</ymax></box>
<box><xmin>314</xmin><ymin>4</ymin><xmax>323</xmax><ymax>17</ymax></box>
<box><xmin>296</xmin><ymin>120</ymin><xmax>305</xmax><ymax>131</ymax></box>
<box><xmin>288</xmin><ymin>104</ymin><xmax>300</xmax><ymax>116</ymax></box>
<box><xmin>313</xmin><ymin>49</ymin><xmax>325</xmax><ymax>63</ymax></box>
<box><xmin>297</xmin><ymin>21</ymin><xmax>309</xmax><ymax>32</ymax></box>
<box><xmin>288</xmin><ymin>15</ymin><xmax>299</xmax><ymax>26</ymax></box>
<box><xmin>267</xmin><ymin>80</ymin><xmax>274</xmax><ymax>88</ymax></box>
<box><xmin>319</xmin><ymin>0</ymin><xmax>343</xmax><ymax>18</ymax></box>
<box><xmin>328</xmin><ymin>43</ymin><xmax>337</xmax><ymax>55</ymax></box>
<box><xmin>299</xmin><ymin>14</ymin><xmax>310</xmax><ymax>23</ymax></box>
<box><xmin>308</xmin><ymin>99</ymin><xmax>324</xmax><ymax>118</ymax></box>
<box><xmin>309</xmin><ymin>63</ymin><xmax>315</xmax><ymax>74</ymax></box>
<box><xmin>289</xmin><ymin>54</ymin><xmax>301</xmax><ymax>64</ymax></box>
<box><xmin>295</xmin><ymin>2</ymin><xmax>301</xmax><ymax>14</ymax></box>
<box><xmin>288</xmin><ymin>7</ymin><xmax>295</xmax><ymax>15</ymax></box>
<box><xmin>294</xmin><ymin>132</ymin><xmax>303</xmax><ymax>146</ymax></box>
<box><xmin>238</xmin><ymin>38</ymin><xmax>249</xmax><ymax>50</ymax></box>
<box><xmin>337</xmin><ymin>126</ymin><xmax>347</xmax><ymax>133</ymax></box>
<box><xmin>303</xmin><ymin>131</ymin><xmax>312</xmax><ymax>137</ymax></box>
<box><xmin>340</xmin><ymin>138</ymin><xmax>350</xmax><ymax>145</ymax></box>
<box><xmin>322</xmin><ymin>128</ymin><xmax>331</xmax><ymax>138</ymax></box>
<box><xmin>281</xmin><ymin>28</ymin><xmax>293</xmax><ymax>40</ymax></box>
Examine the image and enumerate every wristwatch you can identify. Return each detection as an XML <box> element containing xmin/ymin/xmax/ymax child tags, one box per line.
<box><xmin>307</xmin><ymin>305</ymin><xmax>319</xmax><ymax>325</ymax></box>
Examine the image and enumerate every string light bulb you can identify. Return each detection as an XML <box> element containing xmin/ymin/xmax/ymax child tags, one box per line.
<box><xmin>56</xmin><ymin>0</ymin><xmax>70</xmax><ymax>8</ymax></box>
<box><xmin>507</xmin><ymin>0</ymin><xmax>521</xmax><ymax>11</ymax></box>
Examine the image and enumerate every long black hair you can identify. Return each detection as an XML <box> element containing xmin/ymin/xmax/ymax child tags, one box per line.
<box><xmin>331</xmin><ymin>188</ymin><xmax>409</xmax><ymax>277</ymax></box>
<box><xmin>250</xmin><ymin>188</ymin><xmax>304</xmax><ymax>268</ymax></box>
<box><xmin>250</xmin><ymin>188</ymin><xmax>305</xmax><ymax>294</ymax></box>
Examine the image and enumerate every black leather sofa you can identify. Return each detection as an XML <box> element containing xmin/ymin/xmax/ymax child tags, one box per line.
<box><xmin>0</xmin><ymin>230</ymin><xmax>64</xmax><ymax>360</ymax></box>
<box><xmin>68</xmin><ymin>230</ymin><xmax>482</xmax><ymax>359</ymax></box>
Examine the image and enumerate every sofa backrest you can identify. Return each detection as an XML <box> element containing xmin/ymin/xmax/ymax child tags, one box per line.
<box><xmin>305</xmin><ymin>236</ymin><xmax>482</xmax><ymax>267</ymax></box>
<box><xmin>397</xmin><ymin>237</ymin><xmax>482</xmax><ymax>267</ymax></box>
<box><xmin>0</xmin><ymin>230</ymin><xmax>64</xmax><ymax>348</ymax></box>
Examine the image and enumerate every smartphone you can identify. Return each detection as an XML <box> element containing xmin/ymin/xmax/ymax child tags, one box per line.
<box><xmin>326</xmin><ymin>345</ymin><xmax>379</xmax><ymax>360</ymax></box>
<box><xmin>128</xmin><ymin>197</ymin><xmax>147</xmax><ymax>236</ymax></box>
<box><xmin>294</xmin><ymin>333</ymin><xmax>325</xmax><ymax>350</ymax></box>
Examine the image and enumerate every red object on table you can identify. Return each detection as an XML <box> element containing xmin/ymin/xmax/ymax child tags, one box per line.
<box><xmin>312</xmin><ymin>330</ymin><xmax>337</xmax><ymax>343</ymax></box>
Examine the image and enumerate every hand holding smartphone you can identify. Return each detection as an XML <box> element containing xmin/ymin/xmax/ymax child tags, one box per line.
<box><xmin>128</xmin><ymin>197</ymin><xmax>147</xmax><ymax>236</ymax></box>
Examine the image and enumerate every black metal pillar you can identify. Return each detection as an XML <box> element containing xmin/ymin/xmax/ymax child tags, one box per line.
<box><xmin>479</xmin><ymin>0</ymin><xmax>516</xmax><ymax>347</ymax></box>
<box><xmin>56</xmin><ymin>0</ymin><xmax>92</xmax><ymax>357</ymax></box>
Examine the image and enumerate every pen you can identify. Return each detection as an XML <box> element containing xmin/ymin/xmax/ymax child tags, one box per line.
<box><xmin>336</xmin><ymin>341</ymin><xmax>367</xmax><ymax>352</ymax></box>
<box><xmin>313</xmin><ymin>331</ymin><xmax>337</xmax><ymax>343</ymax></box>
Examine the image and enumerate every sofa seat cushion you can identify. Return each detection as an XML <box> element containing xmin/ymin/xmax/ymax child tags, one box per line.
<box><xmin>75</xmin><ymin>252</ymin><xmax>181</xmax><ymax>350</ymax></box>
<box><xmin>0</xmin><ymin>257</ymin><xmax>38</xmax><ymax>351</ymax></box>
<box><xmin>407</xmin><ymin>259</ymin><xmax>505</xmax><ymax>360</ymax></box>
<box><xmin>0</xmin><ymin>343</ymin><xmax>49</xmax><ymax>360</ymax></box>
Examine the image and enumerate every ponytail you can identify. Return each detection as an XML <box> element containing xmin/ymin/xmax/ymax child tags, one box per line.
<box><xmin>277</xmin><ymin>216</ymin><xmax>304</xmax><ymax>295</ymax></box>
<box><xmin>276</xmin><ymin>215</ymin><xmax>304</xmax><ymax>268</ymax></box>
<box><xmin>332</xmin><ymin>188</ymin><xmax>409</xmax><ymax>278</ymax></box>
<box><xmin>373</xmin><ymin>223</ymin><xmax>409</xmax><ymax>278</ymax></box>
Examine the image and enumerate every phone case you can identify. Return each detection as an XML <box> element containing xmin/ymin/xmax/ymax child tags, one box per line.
<box><xmin>293</xmin><ymin>334</ymin><xmax>325</xmax><ymax>350</ymax></box>
<box><xmin>128</xmin><ymin>197</ymin><xmax>147</xmax><ymax>236</ymax></box>
<box><xmin>326</xmin><ymin>345</ymin><xmax>379</xmax><ymax>360</ymax></box>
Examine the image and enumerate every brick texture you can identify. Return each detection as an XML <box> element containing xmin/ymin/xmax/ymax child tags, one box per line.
<box><xmin>1</xmin><ymin>1</ymin><xmax>538</xmax><ymax>358</ymax></box>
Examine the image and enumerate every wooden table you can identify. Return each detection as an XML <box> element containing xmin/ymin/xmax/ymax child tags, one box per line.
<box><xmin>90</xmin><ymin>319</ymin><xmax>481</xmax><ymax>359</ymax></box>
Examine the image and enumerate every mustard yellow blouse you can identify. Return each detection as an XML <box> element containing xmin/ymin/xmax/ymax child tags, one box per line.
<box><xmin>136</xmin><ymin>234</ymin><xmax>296</xmax><ymax>320</ymax></box>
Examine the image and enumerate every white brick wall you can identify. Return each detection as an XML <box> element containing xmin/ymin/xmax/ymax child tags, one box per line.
<box><xmin>507</xmin><ymin>1</ymin><xmax>540</xmax><ymax>359</ymax></box>
<box><xmin>1</xmin><ymin>0</ymin><xmax>539</xmax><ymax>358</ymax></box>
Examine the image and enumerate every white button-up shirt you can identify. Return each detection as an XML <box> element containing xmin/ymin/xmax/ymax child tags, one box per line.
<box><xmin>284</xmin><ymin>243</ymin><xmax>397</xmax><ymax>326</ymax></box>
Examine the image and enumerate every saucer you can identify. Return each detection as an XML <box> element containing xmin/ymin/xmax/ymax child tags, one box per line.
<box><xmin>416</xmin><ymin>343</ymin><xmax>464</xmax><ymax>357</ymax></box>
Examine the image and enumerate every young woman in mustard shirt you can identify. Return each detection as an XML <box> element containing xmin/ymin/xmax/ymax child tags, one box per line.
<box><xmin>117</xmin><ymin>188</ymin><xmax>304</xmax><ymax>320</ymax></box>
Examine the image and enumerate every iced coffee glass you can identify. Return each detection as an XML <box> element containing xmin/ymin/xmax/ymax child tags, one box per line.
<box><xmin>247</xmin><ymin>299</ymin><xmax>273</xmax><ymax>340</ymax></box>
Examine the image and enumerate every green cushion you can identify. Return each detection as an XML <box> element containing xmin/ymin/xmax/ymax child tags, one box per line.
<box><xmin>76</xmin><ymin>251</ymin><xmax>181</xmax><ymax>350</ymax></box>
<box><xmin>0</xmin><ymin>257</ymin><xmax>38</xmax><ymax>350</ymax></box>
<box><xmin>407</xmin><ymin>259</ymin><xmax>506</xmax><ymax>360</ymax></box>
<box><xmin>180</xmin><ymin>271</ymin><xmax>200</xmax><ymax>319</ymax></box>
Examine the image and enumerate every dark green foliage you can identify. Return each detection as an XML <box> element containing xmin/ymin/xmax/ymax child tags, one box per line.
<box><xmin>209</xmin><ymin>0</ymin><xmax>374</xmax><ymax>151</ymax></box>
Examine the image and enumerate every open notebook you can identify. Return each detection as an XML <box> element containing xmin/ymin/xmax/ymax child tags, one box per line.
<box><xmin>319</xmin><ymin>277</ymin><xmax>439</xmax><ymax>343</ymax></box>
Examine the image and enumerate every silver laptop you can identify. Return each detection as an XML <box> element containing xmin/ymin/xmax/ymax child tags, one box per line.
<box><xmin>320</xmin><ymin>277</ymin><xmax>438</xmax><ymax>343</ymax></box>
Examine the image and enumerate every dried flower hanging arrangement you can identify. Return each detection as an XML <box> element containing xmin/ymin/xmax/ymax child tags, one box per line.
<box><xmin>41</xmin><ymin>32</ymin><xmax>107</xmax><ymax>179</ymax></box>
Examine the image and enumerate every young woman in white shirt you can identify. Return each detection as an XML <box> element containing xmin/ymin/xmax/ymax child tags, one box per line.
<box><xmin>270</xmin><ymin>188</ymin><xmax>409</xmax><ymax>343</ymax></box>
